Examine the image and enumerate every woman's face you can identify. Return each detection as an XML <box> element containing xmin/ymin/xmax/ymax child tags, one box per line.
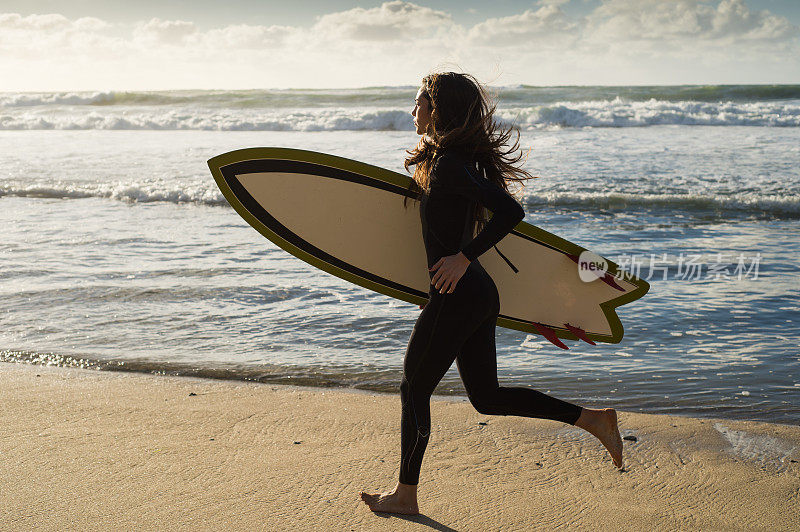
<box><xmin>412</xmin><ymin>87</ymin><xmax>432</xmax><ymax>136</ymax></box>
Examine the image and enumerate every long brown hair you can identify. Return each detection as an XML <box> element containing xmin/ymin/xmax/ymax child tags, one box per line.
<box><xmin>404</xmin><ymin>72</ymin><xmax>535</xmax><ymax>229</ymax></box>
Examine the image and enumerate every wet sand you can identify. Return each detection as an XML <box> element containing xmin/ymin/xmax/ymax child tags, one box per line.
<box><xmin>1</xmin><ymin>361</ymin><xmax>798</xmax><ymax>530</ymax></box>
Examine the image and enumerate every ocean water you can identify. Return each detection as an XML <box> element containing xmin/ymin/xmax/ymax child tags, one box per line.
<box><xmin>1</xmin><ymin>86</ymin><xmax>799</xmax><ymax>425</ymax></box>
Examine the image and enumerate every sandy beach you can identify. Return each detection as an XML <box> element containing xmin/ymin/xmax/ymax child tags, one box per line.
<box><xmin>1</xmin><ymin>361</ymin><xmax>797</xmax><ymax>530</ymax></box>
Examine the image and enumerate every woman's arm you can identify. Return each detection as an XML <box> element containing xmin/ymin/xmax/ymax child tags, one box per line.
<box><xmin>430</xmin><ymin>153</ymin><xmax>525</xmax><ymax>262</ymax></box>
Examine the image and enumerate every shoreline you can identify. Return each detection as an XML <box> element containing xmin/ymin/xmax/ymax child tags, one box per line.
<box><xmin>1</xmin><ymin>360</ymin><xmax>798</xmax><ymax>530</ymax></box>
<box><xmin>2</xmin><ymin>355</ymin><xmax>798</xmax><ymax>428</ymax></box>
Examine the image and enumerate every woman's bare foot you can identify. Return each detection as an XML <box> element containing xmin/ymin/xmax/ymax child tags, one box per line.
<box><xmin>360</xmin><ymin>482</ymin><xmax>419</xmax><ymax>515</ymax></box>
<box><xmin>575</xmin><ymin>407</ymin><xmax>623</xmax><ymax>468</ymax></box>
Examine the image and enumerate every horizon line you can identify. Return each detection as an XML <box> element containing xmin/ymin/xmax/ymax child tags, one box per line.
<box><xmin>4</xmin><ymin>82</ymin><xmax>800</xmax><ymax>93</ymax></box>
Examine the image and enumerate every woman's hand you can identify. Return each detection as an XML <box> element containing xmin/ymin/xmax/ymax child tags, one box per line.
<box><xmin>429</xmin><ymin>252</ymin><xmax>471</xmax><ymax>294</ymax></box>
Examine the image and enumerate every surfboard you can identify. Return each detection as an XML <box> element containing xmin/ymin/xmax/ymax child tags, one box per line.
<box><xmin>208</xmin><ymin>147</ymin><xmax>649</xmax><ymax>348</ymax></box>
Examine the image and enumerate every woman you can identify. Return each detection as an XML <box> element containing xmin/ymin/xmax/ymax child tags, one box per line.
<box><xmin>360</xmin><ymin>72</ymin><xmax>622</xmax><ymax>516</ymax></box>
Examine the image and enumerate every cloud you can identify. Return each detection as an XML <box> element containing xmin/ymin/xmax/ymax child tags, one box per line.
<box><xmin>468</xmin><ymin>4</ymin><xmax>578</xmax><ymax>47</ymax></box>
<box><xmin>711</xmin><ymin>0</ymin><xmax>797</xmax><ymax>41</ymax></box>
<box><xmin>0</xmin><ymin>13</ymin><xmax>109</xmax><ymax>36</ymax></box>
<box><xmin>0</xmin><ymin>12</ymin><xmax>113</xmax><ymax>55</ymax></box>
<box><xmin>192</xmin><ymin>24</ymin><xmax>294</xmax><ymax>49</ymax></box>
<box><xmin>0</xmin><ymin>13</ymin><xmax>109</xmax><ymax>37</ymax></box>
<box><xmin>129</xmin><ymin>18</ymin><xmax>294</xmax><ymax>50</ymax></box>
<box><xmin>133</xmin><ymin>18</ymin><xmax>197</xmax><ymax>45</ymax></box>
<box><xmin>585</xmin><ymin>0</ymin><xmax>798</xmax><ymax>44</ymax></box>
<box><xmin>0</xmin><ymin>0</ymin><xmax>797</xmax><ymax>90</ymax></box>
<box><xmin>312</xmin><ymin>1</ymin><xmax>454</xmax><ymax>41</ymax></box>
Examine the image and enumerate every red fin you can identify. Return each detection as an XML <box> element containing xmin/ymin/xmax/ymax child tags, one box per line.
<box><xmin>532</xmin><ymin>322</ymin><xmax>569</xmax><ymax>350</ymax></box>
<box><xmin>564</xmin><ymin>323</ymin><xmax>597</xmax><ymax>346</ymax></box>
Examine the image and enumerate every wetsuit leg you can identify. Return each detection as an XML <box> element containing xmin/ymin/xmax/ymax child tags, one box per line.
<box><xmin>399</xmin><ymin>270</ymin><xmax>492</xmax><ymax>485</ymax></box>
<box><xmin>456</xmin><ymin>311</ymin><xmax>583</xmax><ymax>425</ymax></box>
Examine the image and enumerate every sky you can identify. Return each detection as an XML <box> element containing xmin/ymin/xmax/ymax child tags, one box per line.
<box><xmin>1</xmin><ymin>0</ymin><xmax>799</xmax><ymax>91</ymax></box>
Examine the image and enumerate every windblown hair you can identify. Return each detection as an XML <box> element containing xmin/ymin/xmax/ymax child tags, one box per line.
<box><xmin>404</xmin><ymin>72</ymin><xmax>535</xmax><ymax>228</ymax></box>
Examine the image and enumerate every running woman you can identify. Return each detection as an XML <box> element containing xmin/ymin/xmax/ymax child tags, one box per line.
<box><xmin>360</xmin><ymin>72</ymin><xmax>623</xmax><ymax>515</ymax></box>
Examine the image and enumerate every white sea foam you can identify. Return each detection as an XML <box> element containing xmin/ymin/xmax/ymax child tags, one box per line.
<box><xmin>2</xmin><ymin>181</ymin><xmax>797</xmax><ymax>217</ymax></box>
<box><xmin>530</xmin><ymin>191</ymin><xmax>800</xmax><ymax>217</ymax></box>
<box><xmin>0</xmin><ymin>108</ymin><xmax>414</xmax><ymax>131</ymax></box>
<box><xmin>0</xmin><ymin>183</ymin><xmax>227</xmax><ymax>205</ymax></box>
<box><xmin>714</xmin><ymin>423</ymin><xmax>797</xmax><ymax>469</ymax></box>
<box><xmin>497</xmin><ymin>98</ymin><xmax>800</xmax><ymax>128</ymax></box>
<box><xmin>0</xmin><ymin>91</ymin><xmax>118</xmax><ymax>107</ymax></box>
<box><xmin>0</xmin><ymin>97</ymin><xmax>798</xmax><ymax>130</ymax></box>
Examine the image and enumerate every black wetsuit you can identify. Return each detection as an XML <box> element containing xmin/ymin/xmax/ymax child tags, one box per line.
<box><xmin>399</xmin><ymin>148</ymin><xmax>583</xmax><ymax>486</ymax></box>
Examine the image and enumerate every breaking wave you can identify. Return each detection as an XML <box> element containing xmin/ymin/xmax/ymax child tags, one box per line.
<box><xmin>3</xmin><ymin>182</ymin><xmax>798</xmax><ymax>218</ymax></box>
<box><xmin>1</xmin><ymin>99</ymin><xmax>799</xmax><ymax>131</ymax></box>
<box><xmin>1</xmin><ymin>85</ymin><xmax>799</xmax><ymax>130</ymax></box>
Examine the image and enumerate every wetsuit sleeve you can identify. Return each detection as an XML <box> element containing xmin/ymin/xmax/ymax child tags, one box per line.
<box><xmin>430</xmin><ymin>154</ymin><xmax>525</xmax><ymax>262</ymax></box>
